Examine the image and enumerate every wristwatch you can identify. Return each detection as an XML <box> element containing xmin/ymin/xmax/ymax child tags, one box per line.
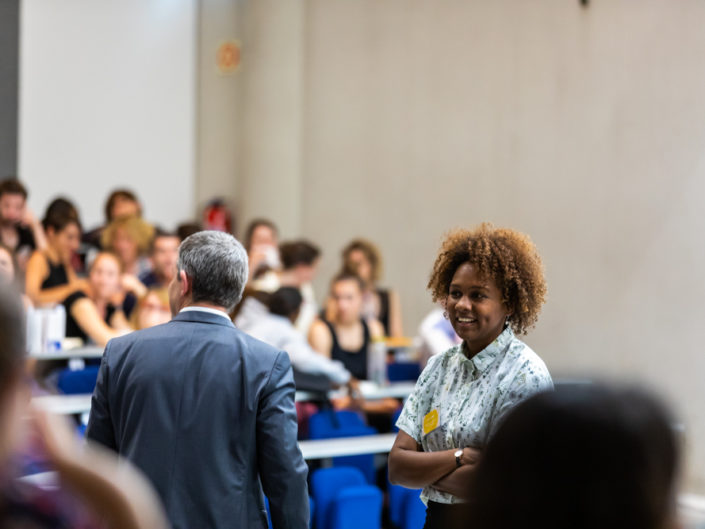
<box><xmin>454</xmin><ymin>449</ymin><xmax>463</xmax><ymax>468</ymax></box>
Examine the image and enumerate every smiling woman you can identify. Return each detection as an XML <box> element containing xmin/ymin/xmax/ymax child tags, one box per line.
<box><xmin>388</xmin><ymin>223</ymin><xmax>552</xmax><ymax>529</ymax></box>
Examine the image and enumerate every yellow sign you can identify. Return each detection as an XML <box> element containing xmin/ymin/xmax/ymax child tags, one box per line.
<box><xmin>423</xmin><ymin>409</ymin><xmax>439</xmax><ymax>436</ymax></box>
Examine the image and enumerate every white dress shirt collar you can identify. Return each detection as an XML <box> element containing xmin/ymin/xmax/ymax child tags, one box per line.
<box><xmin>180</xmin><ymin>306</ymin><xmax>231</xmax><ymax>321</ymax></box>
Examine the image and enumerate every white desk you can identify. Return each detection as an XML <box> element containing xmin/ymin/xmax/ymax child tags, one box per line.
<box><xmin>295</xmin><ymin>381</ymin><xmax>416</xmax><ymax>402</ymax></box>
<box><xmin>32</xmin><ymin>394</ymin><xmax>92</xmax><ymax>415</ymax></box>
<box><xmin>29</xmin><ymin>346</ymin><xmax>104</xmax><ymax>361</ymax></box>
<box><xmin>31</xmin><ymin>382</ymin><xmax>417</xmax><ymax>416</ymax></box>
<box><xmin>299</xmin><ymin>433</ymin><xmax>396</xmax><ymax>460</ymax></box>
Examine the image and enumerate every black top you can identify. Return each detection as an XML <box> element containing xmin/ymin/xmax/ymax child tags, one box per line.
<box><xmin>376</xmin><ymin>288</ymin><xmax>390</xmax><ymax>335</ymax></box>
<box><xmin>14</xmin><ymin>225</ymin><xmax>36</xmax><ymax>254</ymax></box>
<box><xmin>63</xmin><ymin>291</ymin><xmax>117</xmax><ymax>344</ymax></box>
<box><xmin>41</xmin><ymin>257</ymin><xmax>69</xmax><ymax>290</ymax></box>
<box><xmin>324</xmin><ymin>318</ymin><xmax>370</xmax><ymax>380</ymax></box>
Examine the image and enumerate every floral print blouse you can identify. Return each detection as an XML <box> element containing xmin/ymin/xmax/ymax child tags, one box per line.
<box><xmin>395</xmin><ymin>326</ymin><xmax>553</xmax><ymax>504</ymax></box>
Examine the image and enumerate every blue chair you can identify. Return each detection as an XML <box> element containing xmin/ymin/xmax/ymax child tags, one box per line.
<box><xmin>387</xmin><ymin>362</ymin><xmax>421</xmax><ymax>382</ymax></box>
<box><xmin>57</xmin><ymin>365</ymin><xmax>100</xmax><ymax>395</ymax></box>
<box><xmin>388</xmin><ymin>482</ymin><xmax>407</xmax><ymax>527</ymax></box>
<box><xmin>329</xmin><ymin>485</ymin><xmax>383</xmax><ymax>529</ymax></box>
<box><xmin>311</xmin><ymin>467</ymin><xmax>382</xmax><ymax>529</ymax></box>
<box><xmin>309</xmin><ymin>411</ymin><xmax>378</xmax><ymax>483</ymax></box>
<box><xmin>389</xmin><ymin>482</ymin><xmax>425</xmax><ymax>529</ymax></box>
<box><xmin>401</xmin><ymin>488</ymin><xmax>426</xmax><ymax>529</ymax></box>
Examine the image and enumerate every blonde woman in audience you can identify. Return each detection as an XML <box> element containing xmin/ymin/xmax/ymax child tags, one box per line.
<box><xmin>63</xmin><ymin>252</ymin><xmax>132</xmax><ymax>346</ymax></box>
<box><xmin>101</xmin><ymin>215</ymin><xmax>154</xmax><ymax>317</ymax></box>
<box><xmin>101</xmin><ymin>215</ymin><xmax>154</xmax><ymax>278</ymax></box>
<box><xmin>340</xmin><ymin>238</ymin><xmax>403</xmax><ymax>337</ymax></box>
<box><xmin>25</xmin><ymin>199</ymin><xmax>85</xmax><ymax>306</ymax></box>
<box><xmin>389</xmin><ymin>224</ymin><xmax>552</xmax><ymax>529</ymax></box>
<box><xmin>130</xmin><ymin>288</ymin><xmax>171</xmax><ymax>330</ymax></box>
<box><xmin>0</xmin><ymin>288</ymin><xmax>169</xmax><ymax>529</ymax></box>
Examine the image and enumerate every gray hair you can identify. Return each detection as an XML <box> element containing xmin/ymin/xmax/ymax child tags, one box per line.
<box><xmin>177</xmin><ymin>231</ymin><xmax>249</xmax><ymax>311</ymax></box>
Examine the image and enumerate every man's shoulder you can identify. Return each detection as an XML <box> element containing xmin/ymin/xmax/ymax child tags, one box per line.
<box><xmin>106</xmin><ymin>319</ymin><xmax>284</xmax><ymax>363</ymax></box>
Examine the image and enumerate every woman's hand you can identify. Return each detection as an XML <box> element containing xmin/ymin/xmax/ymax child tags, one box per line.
<box><xmin>121</xmin><ymin>274</ymin><xmax>147</xmax><ymax>298</ymax></box>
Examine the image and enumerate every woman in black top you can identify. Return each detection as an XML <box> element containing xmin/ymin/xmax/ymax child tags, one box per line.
<box><xmin>309</xmin><ymin>272</ymin><xmax>397</xmax><ymax>416</ymax></box>
<box><xmin>63</xmin><ymin>252</ymin><xmax>132</xmax><ymax>346</ymax></box>
<box><xmin>25</xmin><ymin>198</ymin><xmax>85</xmax><ymax>306</ymax></box>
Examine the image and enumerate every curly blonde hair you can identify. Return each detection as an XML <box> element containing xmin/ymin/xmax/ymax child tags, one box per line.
<box><xmin>427</xmin><ymin>223</ymin><xmax>547</xmax><ymax>335</ymax></box>
<box><xmin>101</xmin><ymin>215</ymin><xmax>155</xmax><ymax>255</ymax></box>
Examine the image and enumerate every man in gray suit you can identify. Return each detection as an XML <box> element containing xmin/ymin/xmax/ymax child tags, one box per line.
<box><xmin>86</xmin><ymin>231</ymin><xmax>309</xmax><ymax>529</ymax></box>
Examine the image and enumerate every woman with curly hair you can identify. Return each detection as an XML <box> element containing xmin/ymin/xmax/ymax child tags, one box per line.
<box><xmin>388</xmin><ymin>223</ymin><xmax>553</xmax><ymax>529</ymax></box>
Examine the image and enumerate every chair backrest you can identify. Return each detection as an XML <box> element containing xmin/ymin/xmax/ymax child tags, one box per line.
<box><xmin>309</xmin><ymin>410</ymin><xmax>379</xmax><ymax>483</ymax></box>
<box><xmin>329</xmin><ymin>485</ymin><xmax>383</xmax><ymax>529</ymax></box>
<box><xmin>311</xmin><ymin>467</ymin><xmax>367</xmax><ymax>529</ymax></box>
<box><xmin>402</xmin><ymin>488</ymin><xmax>426</xmax><ymax>529</ymax></box>
<box><xmin>57</xmin><ymin>366</ymin><xmax>100</xmax><ymax>395</ymax></box>
<box><xmin>387</xmin><ymin>362</ymin><xmax>421</xmax><ymax>382</ymax></box>
<box><xmin>309</xmin><ymin>410</ymin><xmax>373</xmax><ymax>439</ymax></box>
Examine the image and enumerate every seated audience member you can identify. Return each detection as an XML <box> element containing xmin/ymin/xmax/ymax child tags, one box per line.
<box><xmin>310</xmin><ymin>272</ymin><xmax>384</xmax><ymax>378</ymax></box>
<box><xmin>247</xmin><ymin>287</ymin><xmax>351</xmax><ymax>387</ymax></box>
<box><xmin>130</xmin><ymin>288</ymin><xmax>171</xmax><ymax>330</ymax></box>
<box><xmin>232</xmin><ymin>287</ymin><xmax>271</xmax><ymax>332</ymax></box>
<box><xmin>279</xmin><ymin>240</ymin><xmax>321</xmax><ymax>335</ymax></box>
<box><xmin>101</xmin><ymin>215</ymin><xmax>154</xmax><ymax>317</ymax></box>
<box><xmin>139</xmin><ymin>229</ymin><xmax>179</xmax><ymax>288</ymax></box>
<box><xmin>0</xmin><ymin>288</ymin><xmax>169</xmax><ymax>529</ymax></box>
<box><xmin>244</xmin><ymin>218</ymin><xmax>280</xmax><ymax>283</ymax></box>
<box><xmin>176</xmin><ymin>221</ymin><xmax>202</xmax><ymax>241</ymax></box>
<box><xmin>0</xmin><ymin>243</ymin><xmax>31</xmax><ymax>308</ymax></box>
<box><xmin>63</xmin><ymin>252</ymin><xmax>132</xmax><ymax>346</ymax></box>
<box><xmin>309</xmin><ymin>273</ymin><xmax>397</xmax><ymax>416</ymax></box>
<box><xmin>0</xmin><ymin>178</ymin><xmax>46</xmax><ymax>269</ymax></box>
<box><xmin>339</xmin><ymin>238</ymin><xmax>403</xmax><ymax>337</ymax></box>
<box><xmin>101</xmin><ymin>215</ymin><xmax>154</xmax><ymax>278</ymax></box>
<box><xmin>467</xmin><ymin>385</ymin><xmax>679</xmax><ymax>529</ymax></box>
<box><xmin>0</xmin><ymin>242</ymin><xmax>19</xmax><ymax>287</ymax></box>
<box><xmin>83</xmin><ymin>189</ymin><xmax>142</xmax><ymax>249</ymax></box>
<box><xmin>417</xmin><ymin>307</ymin><xmax>461</xmax><ymax>368</ymax></box>
<box><xmin>25</xmin><ymin>199</ymin><xmax>84</xmax><ymax>306</ymax></box>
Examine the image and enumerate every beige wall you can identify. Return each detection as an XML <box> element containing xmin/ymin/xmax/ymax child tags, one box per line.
<box><xmin>196</xmin><ymin>0</ymin><xmax>243</xmax><ymax>223</ymax></box>
<box><xmin>294</xmin><ymin>0</ymin><xmax>705</xmax><ymax>490</ymax></box>
<box><xmin>198</xmin><ymin>0</ymin><xmax>705</xmax><ymax>490</ymax></box>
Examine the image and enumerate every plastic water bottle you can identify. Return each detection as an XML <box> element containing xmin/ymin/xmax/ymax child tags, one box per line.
<box><xmin>45</xmin><ymin>304</ymin><xmax>66</xmax><ymax>353</ymax></box>
<box><xmin>367</xmin><ymin>338</ymin><xmax>387</xmax><ymax>386</ymax></box>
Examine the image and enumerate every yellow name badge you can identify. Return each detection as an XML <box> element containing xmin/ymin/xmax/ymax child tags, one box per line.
<box><xmin>423</xmin><ymin>409</ymin><xmax>439</xmax><ymax>436</ymax></box>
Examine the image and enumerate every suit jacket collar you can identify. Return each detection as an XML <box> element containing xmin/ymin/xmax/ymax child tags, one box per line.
<box><xmin>172</xmin><ymin>309</ymin><xmax>236</xmax><ymax>328</ymax></box>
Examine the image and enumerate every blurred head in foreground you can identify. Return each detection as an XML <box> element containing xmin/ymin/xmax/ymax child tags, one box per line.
<box><xmin>0</xmin><ymin>288</ymin><xmax>26</xmax><ymax>466</ymax></box>
<box><xmin>468</xmin><ymin>384</ymin><xmax>679</xmax><ymax>529</ymax></box>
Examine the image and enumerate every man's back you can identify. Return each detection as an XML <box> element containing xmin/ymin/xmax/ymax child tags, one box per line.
<box><xmin>86</xmin><ymin>310</ymin><xmax>309</xmax><ymax>529</ymax></box>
